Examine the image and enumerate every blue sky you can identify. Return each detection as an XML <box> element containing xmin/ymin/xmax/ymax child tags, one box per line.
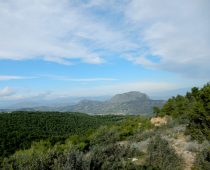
<box><xmin>0</xmin><ymin>0</ymin><xmax>209</xmax><ymax>103</ymax></box>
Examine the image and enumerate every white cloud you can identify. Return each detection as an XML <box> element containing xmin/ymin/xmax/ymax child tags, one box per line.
<box><xmin>39</xmin><ymin>74</ymin><xmax>118</xmax><ymax>82</ymax></box>
<box><xmin>0</xmin><ymin>0</ymin><xmax>209</xmax><ymax>78</ymax></box>
<box><xmin>0</xmin><ymin>88</ymin><xmax>52</xmax><ymax>101</ymax></box>
<box><xmin>0</xmin><ymin>87</ymin><xmax>16</xmax><ymax>97</ymax></box>
<box><xmin>0</xmin><ymin>75</ymin><xmax>37</xmax><ymax>81</ymax></box>
<box><xmin>0</xmin><ymin>75</ymin><xmax>24</xmax><ymax>81</ymax></box>
<box><xmin>44</xmin><ymin>56</ymin><xmax>73</xmax><ymax>65</ymax></box>
<box><xmin>0</xmin><ymin>0</ymin><xmax>133</xmax><ymax>65</ymax></box>
<box><xmin>53</xmin><ymin>78</ymin><xmax>117</xmax><ymax>82</ymax></box>
<box><xmin>125</xmin><ymin>0</ymin><xmax>210</xmax><ymax>78</ymax></box>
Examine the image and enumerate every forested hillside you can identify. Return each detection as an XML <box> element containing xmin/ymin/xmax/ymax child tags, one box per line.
<box><xmin>0</xmin><ymin>112</ymin><xmax>124</xmax><ymax>162</ymax></box>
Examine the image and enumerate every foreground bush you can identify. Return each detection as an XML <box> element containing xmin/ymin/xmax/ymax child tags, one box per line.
<box><xmin>193</xmin><ymin>147</ymin><xmax>210</xmax><ymax>170</ymax></box>
<box><xmin>146</xmin><ymin>135</ymin><xmax>183</xmax><ymax>170</ymax></box>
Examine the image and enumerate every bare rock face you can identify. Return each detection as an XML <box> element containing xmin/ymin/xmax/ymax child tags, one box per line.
<box><xmin>150</xmin><ymin>117</ymin><xmax>167</xmax><ymax>126</ymax></box>
<box><xmin>110</xmin><ymin>91</ymin><xmax>150</xmax><ymax>103</ymax></box>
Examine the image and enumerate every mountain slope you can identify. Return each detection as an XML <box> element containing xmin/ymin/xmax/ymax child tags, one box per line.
<box><xmin>0</xmin><ymin>111</ymin><xmax>124</xmax><ymax>160</ymax></box>
<box><xmin>63</xmin><ymin>91</ymin><xmax>164</xmax><ymax>115</ymax></box>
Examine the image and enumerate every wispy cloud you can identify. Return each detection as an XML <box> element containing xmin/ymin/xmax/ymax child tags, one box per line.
<box><xmin>125</xmin><ymin>0</ymin><xmax>210</xmax><ymax>78</ymax></box>
<box><xmin>0</xmin><ymin>75</ymin><xmax>37</xmax><ymax>81</ymax></box>
<box><xmin>0</xmin><ymin>75</ymin><xmax>25</xmax><ymax>81</ymax></box>
<box><xmin>0</xmin><ymin>90</ymin><xmax>52</xmax><ymax>102</ymax></box>
<box><xmin>0</xmin><ymin>87</ymin><xmax>16</xmax><ymax>97</ymax></box>
<box><xmin>40</xmin><ymin>75</ymin><xmax>118</xmax><ymax>82</ymax></box>
<box><xmin>0</xmin><ymin>74</ymin><xmax>117</xmax><ymax>82</ymax></box>
<box><xmin>0</xmin><ymin>0</ymin><xmax>209</xmax><ymax>78</ymax></box>
<box><xmin>56</xmin><ymin>78</ymin><xmax>118</xmax><ymax>82</ymax></box>
<box><xmin>0</xmin><ymin>0</ymin><xmax>133</xmax><ymax>65</ymax></box>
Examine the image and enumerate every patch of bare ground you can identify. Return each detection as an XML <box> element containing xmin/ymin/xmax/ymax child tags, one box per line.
<box><xmin>118</xmin><ymin>139</ymin><xmax>149</xmax><ymax>166</ymax></box>
<box><xmin>150</xmin><ymin>116</ymin><xmax>167</xmax><ymax>127</ymax></box>
<box><xmin>170</xmin><ymin>134</ymin><xmax>195</xmax><ymax>170</ymax></box>
<box><xmin>164</xmin><ymin>130</ymin><xmax>205</xmax><ymax>170</ymax></box>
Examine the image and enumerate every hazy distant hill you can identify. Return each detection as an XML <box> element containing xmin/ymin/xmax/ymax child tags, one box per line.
<box><xmin>61</xmin><ymin>91</ymin><xmax>165</xmax><ymax>115</ymax></box>
<box><xmin>0</xmin><ymin>96</ymin><xmax>110</xmax><ymax>113</ymax></box>
<box><xmin>1</xmin><ymin>92</ymin><xmax>164</xmax><ymax>115</ymax></box>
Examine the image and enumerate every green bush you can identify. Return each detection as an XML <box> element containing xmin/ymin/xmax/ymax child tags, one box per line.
<box><xmin>90</xmin><ymin>143</ymin><xmax>139</xmax><ymax>170</ymax></box>
<box><xmin>157</xmin><ymin>83</ymin><xmax>210</xmax><ymax>142</ymax></box>
<box><xmin>146</xmin><ymin>135</ymin><xmax>183</xmax><ymax>170</ymax></box>
<box><xmin>193</xmin><ymin>147</ymin><xmax>210</xmax><ymax>170</ymax></box>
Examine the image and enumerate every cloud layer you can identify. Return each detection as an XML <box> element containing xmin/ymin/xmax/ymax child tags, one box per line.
<box><xmin>0</xmin><ymin>0</ymin><xmax>209</xmax><ymax>77</ymax></box>
<box><xmin>0</xmin><ymin>0</ymin><xmax>134</xmax><ymax>65</ymax></box>
<box><xmin>125</xmin><ymin>0</ymin><xmax>210</xmax><ymax>77</ymax></box>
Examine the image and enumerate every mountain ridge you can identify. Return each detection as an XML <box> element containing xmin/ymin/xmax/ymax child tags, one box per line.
<box><xmin>0</xmin><ymin>91</ymin><xmax>165</xmax><ymax>115</ymax></box>
<box><xmin>59</xmin><ymin>91</ymin><xmax>164</xmax><ymax>115</ymax></box>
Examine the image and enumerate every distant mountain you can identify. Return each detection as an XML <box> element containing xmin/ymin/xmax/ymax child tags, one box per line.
<box><xmin>60</xmin><ymin>91</ymin><xmax>165</xmax><ymax>115</ymax></box>
<box><xmin>0</xmin><ymin>96</ymin><xmax>111</xmax><ymax>112</ymax></box>
<box><xmin>0</xmin><ymin>92</ymin><xmax>165</xmax><ymax>115</ymax></box>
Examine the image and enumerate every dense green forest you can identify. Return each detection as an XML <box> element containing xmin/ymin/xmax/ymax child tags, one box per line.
<box><xmin>1</xmin><ymin>115</ymin><xmax>154</xmax><ymax>169</ymax></box>
<box><xmin>0</xmin><ymin>112</ymin><xmax>125</xmax><ymax>162</ymax></box>
<box><xmin>0</xmin><ymin>84</ymin><xmax>210</xmax><ymax>169</ymax></box>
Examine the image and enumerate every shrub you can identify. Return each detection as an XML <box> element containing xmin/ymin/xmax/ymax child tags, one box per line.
<box><xmin>55</xmin><ymin>150</ymin><xmax>89</xmax><ymax>170</ymax></box>
<box><xmin>193</xmin><ymin>147</ymin><xmax>210</xmax><ymax>170</ymax></box>
<box><xmin>90</xmin><ymin>143</ymin><xmax>140</xmax><ymax>170</ymax></box>
<box><xmin>146</xmin><ymin>135</ymin><xmax>183</xmax><ymax>170</ymax></box>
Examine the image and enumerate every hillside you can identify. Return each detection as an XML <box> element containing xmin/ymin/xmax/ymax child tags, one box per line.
<box><xmin>0</xmin><ymin>112</ymin><xmax>125</xmax><ymax>162</ymax></box>
<box><xmin>0</xmin><ymin>84</ymin><xmax>210</xmax><ymax>170</ymax></box>
<box><xmin>61</xmin><ymin>91</ymin><xmax>164</xmax><ymax>115</ymax></box>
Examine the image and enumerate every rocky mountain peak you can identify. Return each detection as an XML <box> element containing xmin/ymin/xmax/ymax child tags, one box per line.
<box><xmin>110</xmin><ymin>91</ymin><xmax>150</xmax><ymax>103</ymax></box>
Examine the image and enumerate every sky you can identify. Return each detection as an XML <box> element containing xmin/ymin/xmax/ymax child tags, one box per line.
<box><xmin>0</xmin><ymin>0</ymin><xmax>209</xmax><ymax>104</ymax></box>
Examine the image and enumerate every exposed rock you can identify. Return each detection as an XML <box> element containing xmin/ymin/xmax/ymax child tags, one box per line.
<box><xmin>150</xmin><ymin>116</ymin><xmax>167</xmax><ymax>126</ymax></box>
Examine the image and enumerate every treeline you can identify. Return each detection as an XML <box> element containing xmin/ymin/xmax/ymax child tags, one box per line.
<box><xmin>155</xmin><ymin>83</ymin><xmax>210</xmax><ymax>142</ymax></box>
<box><xmin>0</xmin><ymin>111</ymin><xmax>125</xmax><ymax>162</ymax></box>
